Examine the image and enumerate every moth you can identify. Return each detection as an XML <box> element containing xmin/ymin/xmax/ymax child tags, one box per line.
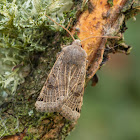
<box><xmin>35</xmin><ymin>15</ymin><xmax>118</xmax><ymax>121</ymax></box>
<box><xmin>35</xmin><ymin>39</ymin><xmax>87</xmax><ymax>121</ymax></box>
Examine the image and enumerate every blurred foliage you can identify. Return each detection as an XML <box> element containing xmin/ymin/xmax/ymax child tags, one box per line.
<box><xmin>68</xmin><ymin>14</ymin><xmax>140</xmax><ymax>140</ymax></box>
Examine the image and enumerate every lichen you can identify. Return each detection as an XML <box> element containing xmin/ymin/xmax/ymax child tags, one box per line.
<box><xmin>0</xmin><ymin>0</ymin><xmax>75</xmax><ymax>138</ymax></box>
<box><xmin>0</xmin><ymin>0</ymin><xmax>74</xmax><ymax>97</ymax></box>
<box><xmin>1</xmin><ymin>0</ymin><xmax>139</xmax><ymax>139</ymax></box>
<box><xmin>121</xmin><ymin>0</ymin><xmax>140</xmax><ymax>20</ymax></box>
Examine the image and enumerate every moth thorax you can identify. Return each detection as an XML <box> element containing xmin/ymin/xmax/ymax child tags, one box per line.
<box><xmin>72</xmin><ymin>39</ymin><xmax>81</xmax><ymax>47</ymax></box>
<box><xmin>63</xmin><ymin>48</ymin><xmax>86</xmax><ymax>66</ymax></box>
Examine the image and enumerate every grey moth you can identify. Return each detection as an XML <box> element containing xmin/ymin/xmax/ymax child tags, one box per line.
<box><xmin>35</xmin><ymin>39</ymin><xmax>87</xmax><ymax>121</ymax></box>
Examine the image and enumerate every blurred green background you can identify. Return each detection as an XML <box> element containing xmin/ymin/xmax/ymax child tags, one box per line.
<box><xmin>68</xmin><ymin>14</ymin><xmax>140</xmax><ymax>140</ymax></box>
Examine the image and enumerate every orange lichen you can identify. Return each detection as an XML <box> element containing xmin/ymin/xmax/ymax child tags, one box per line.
<box><xmin>73</xmin><ymin>0</ymin><xmax>128</xmax><ymax>80</ymax></box>
<box><xmin>75</xmin><ymin>0</ymin><xmax>109</xmax><ymax>56</ymax></box>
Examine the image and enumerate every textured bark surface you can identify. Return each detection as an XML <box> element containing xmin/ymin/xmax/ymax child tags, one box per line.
<box><xmin>1</xmin><ymin>0</ymin><xmax>140</xmax><ymax>140</ymax></box>
<box><xmin>73</xmin><ymin>0</ymin><xmax>139</xmax><ymax>81</ymax></box>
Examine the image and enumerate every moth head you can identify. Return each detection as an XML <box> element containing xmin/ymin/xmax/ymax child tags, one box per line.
<box><xmin>72</xmin><ymin>39</ymin><xmax>81</xmax><ymax>47</ymax></box>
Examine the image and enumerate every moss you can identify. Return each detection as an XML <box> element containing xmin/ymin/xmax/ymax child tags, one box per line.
<box><xmin>0</xmin><ymin>0</ymin><xmax>74</xmax><ymax>96</ymax></box>
<box><xmin>122</xmin><ymin>0</ymin><xmax>140</xmax><ymax>20</ymax></box>
<box><xmin>0</xmin><ymin>0</ymin><xmax>76</xmax><ymax>138</ymax></box>
<box><xmin>107</xmin><ymin>0</ymin><xmax>113</xmax><ymax>7</ymax></box>
<box><xmin>61</xmin><ymin>122</ymin><xmax>70</xmax><ymax>134</ymax></box>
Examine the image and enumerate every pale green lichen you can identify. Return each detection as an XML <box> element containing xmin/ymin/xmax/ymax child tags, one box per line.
<box><xmin>0</xmin><ymin>0</ymin><xmax>74</xmax><ymax>138</ymax></box>
<box><xmin>0</xmin><ymin>0</ymin><xmax>73</xmax><ymax>95</ymax></box>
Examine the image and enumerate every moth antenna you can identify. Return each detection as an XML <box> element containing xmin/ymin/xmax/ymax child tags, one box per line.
<box><xmin>45</xmin><ymin>14</ymin><xmax>75</xmax><ymax>41</ymax></box>
<box><xmin>66</xmin><ymin>18</ymin><xmax>72</xmax><ymax>30</ymax></box>
<box><xmin>81</xmin><ymin>36</ymin><xmax>120</xmax><ymax>42</ymax></box>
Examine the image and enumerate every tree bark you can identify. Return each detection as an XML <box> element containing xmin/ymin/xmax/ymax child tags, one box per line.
<box><xmin>0</xmin><ymin>0</ymin><xmax>140</xmax><ymax>140</ymax></box>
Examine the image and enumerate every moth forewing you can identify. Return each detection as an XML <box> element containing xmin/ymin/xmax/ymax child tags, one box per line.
<box><xmin>35</xmin><ymin>40</ymin><xmax>87</xmax><ymax>121</ymax></box>
<box><xmin>35</xmin><ymin>52</ymin><xmax>65</xmax><ymax>112</ymax></box>
<box><xmin>60</xmin><ymin>61</ymin><xmax>86</xmax><ymax>121</ymax></box>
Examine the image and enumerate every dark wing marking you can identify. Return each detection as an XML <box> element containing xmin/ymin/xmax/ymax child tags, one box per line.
<box><xmin>35</xmin><ymin>52</ymin><xmax>67</xmax><ymax>112</ymax></box>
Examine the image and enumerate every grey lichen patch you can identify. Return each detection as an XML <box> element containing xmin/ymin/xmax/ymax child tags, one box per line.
<box><xmin>121</xmin><ymin>0</ymin><xmax>140</xmax><ymax>20</ymax></box>
<box><xmin>103</xmin><ymin>0</ymin><xmax>139</xmax><ymax>59</ymax></box>
<box><xmin>121</xmin><ymin>0</ymin><xmax>140</xmax><ymax>13</ymax></box>
<box><xmin>0</xmin><ymin>0</ymin><xmax>76</xmax><ymax>138</ymax></box>
<box><xmin>101</xmin><ymin>6</ymin><xmax>135</xmax><ymax>67</ymax></box>
<box><xmin>0</xmin><ymin>48</ymin><xmax>28</xmax><ymax>95</ymax></box>
<box><xmin>0</xmin><ymin>0</ymin><xmax>74</xmax><ymax>96</ymax></box>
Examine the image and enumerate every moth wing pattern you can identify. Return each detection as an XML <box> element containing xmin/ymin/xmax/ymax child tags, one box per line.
<box><xmin>35</xmin><ymin>40</ymin><xmax>87</xmax><ymax>121</ymax></box>
<box><xmin>60</xmin><ymin>62</ymin><xmax>86</xmax><ymax>121</ymax></box>
<box><xmin>35</xmin><ymin>52</ymin><xmax>67</xmax><ymax>112</ymax></box>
